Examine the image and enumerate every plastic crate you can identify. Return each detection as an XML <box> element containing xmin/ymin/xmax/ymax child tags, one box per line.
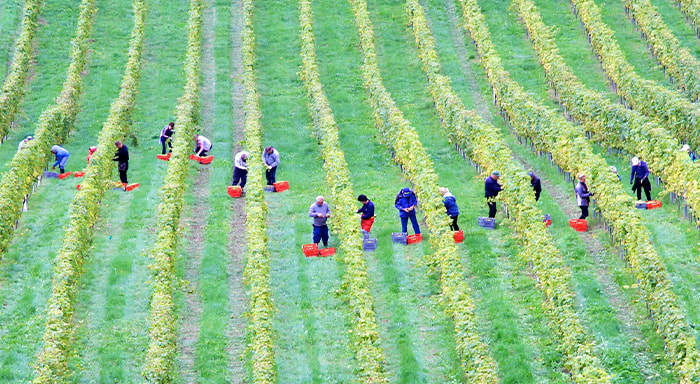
<box><xmin>477</xmin><ymin>217</ymin><xmax>495</xmax><ymax>229</ymax></box>
<box><xmin>227</xmin><ymin>185</ymin><xmax>242</xmax><ymax>198</ymax></box>
<box><xmin>43</xmin><ymin>171</ymin><xmax>58</xmax><ymax>178</ymax></box>
<box><xmin>319</xmin><ymin>247</ymin><xmax>336</xmax><ymax>257</ymax></box>
<box><xmin>362</xmin><ymin>238</ymin><xmax>377</xmax><ymax>251</ymax></box>
<box><xmin>453</xmin><ymin>230</ymin><xmax>464</xmax><ymax>243</ymax></box>
<box><xmin>264</xmin><ymin>186</ymin><xmax>275</xmax><ymax>193</ymax></box>
<box><xmin>392</xmin><ymin>232</ymin><xmax>408</xmax><ymax>244</ymax></box>
<box><xmin>189</xmin><ymin>154</ymin><xmax>198</xmax><ymax>161</ymax></box>
<box><xmin>543</xmin><ymin>213</ymin><xmax>551</xmax><ymax>222</ymax></box>
<box><xmin>568</xmin><ymin>219</ymin><xmax>587</xmax><ymax>232</ymax></box>
<box><xmin>544</xmin><ymin>219</ymin><xmax>552</xmax><ymax>227</ymax></box>
<box><xmin>646</xmin><ymin>200</ymin><xmax>662</xmax><ymax>209</ymax></box>
<box><xmin>199</xmin><ymin>156</ymin><xmax>214</xmax><ymax>164</ymax></box>
<box><xmin>73</xmin><ymin>171</ymin><xmax>85</xmax><ymax>178</ymax></box>
<box><xmin>76</xmin><ymin>184</ymin><xmax>81</xmax><ymax>190</ymax></box>
<box><xmin>635</xmin><ymin>201</ymin><xmax>647</xmax><ymax>209</ymax></box>
<box><xmin>302</xmin><ymin>243</ymin><xmax>319</xmax><ymax>257</ymax></box>
<box><xmin>157</xmin><ymin>153</ymin><xmax>171</xmax><ymax>161</ymax></box>
<box><xmin>406</xmin><ymin>234</ymin><xmax>422</xmax><ymax>244</ymax></box>
<box><xmin>274</xmin><ymin>181</ymin><xmax>289</xmax><ymax>192</ymax></box>
<box><xmin>58</xmin><ymin>172</ymin><xmax>72</xmax><ymax>180</ymax></box>
<box><xmin>125</xmin><ymin>183</ymin><xmax>140</xmax><ymax>192</ymax></box>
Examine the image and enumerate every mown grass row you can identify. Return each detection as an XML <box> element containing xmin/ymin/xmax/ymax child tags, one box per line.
<box><xmin>566</xmin><ymin>0</ymin><xmax>700</xmax><ymax>150</ymax></box>
<box><xmin>670</xmin><ymin>0</ymin><xmax>700</xmax><ymax>33</ymax></box>
<box><xmin>240</xmin><ymin>0</ymin><xmax>274</xmax><ymax>382</ymax></box>
<box><xmin>0</xmin><ymin>0</ymin><xmax>96</xmax><ymax>259</ymax></box>
<box><xmin>512</xmin><ymin>0</ymin><xmax>700</xmax><ymax>226</ymax></box>
<box><xmin>0</xmin><ymin>0</ymin><xmax>42</xmax><ymax>141</ymax></box>
<box><xmin>406</xmin><ymin>0</ymin><xmax>613</xmax><ymax>381</ymax></box>
<box><xmin>142</xmin><ymin>0</ymin><xmax>203</xmax><ymax>381</ymax></box>
<box><xmin>348</xmin><ymin>0</ymin><xmax>500</xmax><ymax>381</ymax></box>
<box><xmin>30</xmin><ymin>1</ymin><xmax>146</xmax><ymax>382</ymax></box>
<box><xmin>457</xmin><ymin>0</ymin><xmax>700</xmax><ymax>380</ymax></box>
<box><xmin>298</xmin><ymin>0</ymin><xmax>388</xmax><ymax>381</ymax></box>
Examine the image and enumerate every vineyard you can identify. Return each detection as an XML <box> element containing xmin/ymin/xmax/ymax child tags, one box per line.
<box><xmin>1</xmin><ymin>0</ymin><xmax>700</xmax><ymax>383</ymax></box>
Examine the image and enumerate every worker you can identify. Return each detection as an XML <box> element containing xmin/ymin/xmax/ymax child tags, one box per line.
<box><xmin>439</xmin><ymin>187</ymin><xmax>459</xmax><ymax>231</ymax></box>
<box><xmin>87</xmin><ymin>146</ymin><xmax>97</xmax><ymax>164</ymax></box>
<box><xmin>630</xmin><ymin>156</ymin><xmax>652</xmax><ymax>201</ymax></box>
<box><xmin>193</xmin><ymin>134</ymin><xmax>212</xmax><ymax>157</ymax></box>
<box><xmin>160</xmin><ymin>122</ymin><xmax>174</xmax><ymax>154</ymax></box>
<box><xmin>528</xmin><ymin>171</ymin><xmax>542</xmax><ymax>202</ymax></box>
<box><xmin>485</xmin><ymin>171</ymin><xmax>502</xmax><ymax>218</ymax></box>
<box><xmin>262</xmin><ymin>146</ymin><xmax>280</xmax><ymax>185</ymax></box>
<box><xmin>232</xmin><ymin>151</ymin><xmax>249</xmax><ymax>190</ymax></box>
<box><xmin>395</xmin><ymin>187</ymin><xmax>420</xmax><ymax>234</ymax></box>
<box><xmin>356</xmin><ymin>194</ymin><xmax>375</xmax><ymax>234</ymax></box>
<box><xmin>309</xmin><ymin>195</ymin><xmax>331</xmax><ymax>247</ymax></box>
<box><xmin>113</xmin><ymin>141</ymin><xmax>129</xmax><ymax>184</ymax></box>
<box><xmin>681</xmin><ymin>144</ymin><xmax>697</xmax><ymax>162</ymax></box>
<box><xmin>575</xmin><ymin>174</ymin><xmax>593</xmax><ymax>220</ymax></box>
<box><xmin>610</xmin><ymin>166</ymin><xmax>621</xmax><ymax>181</ymax></box>
<box><xmin>51</xmin><ymin>145</ymin><xmax>70</xmax><ymax>174</ymax></box>
<box><xmin>17</xmin><ymin>136</ymin><xmax>33</xmax><ymax>152</ymax></box>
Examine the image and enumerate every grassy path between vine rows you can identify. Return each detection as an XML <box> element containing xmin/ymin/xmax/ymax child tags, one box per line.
<box><xmin>0</xmin><ymin>0</ymin><xmax>23</xmax><ymax>80</ymax></box>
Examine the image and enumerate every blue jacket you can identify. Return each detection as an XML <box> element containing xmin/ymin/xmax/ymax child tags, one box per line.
<box><xmin>357</xmin><ymin>200</ymin><xmax>375</xmax><ymax>220</ymax></box>
<box><xmin>443</xmin><ymin>193</ymin><xmax>459</xmax><ymax>217</ymax></box>
<box><xmin>484</xmin><ymin>176</ymin><xmax>502</xmax><ymax>197</ymax></box>
<box><xmin>575</xmin><ymin>181</ymin><xmax>591</xmax><ymax>207</ymax></box>
<box><xmin>395</xmin><ymin>188</ymin><xmax>417</xmax><ymax>218</ymax></box>
<box><xmin>630</xmin><ymin>161</ymin><xmax>649</xmax><ymax>183</ymax></box>
<box><xmin>52</xmin><ymin>146</ymin><xmax>70</xmax><ymax>167</ymax></box>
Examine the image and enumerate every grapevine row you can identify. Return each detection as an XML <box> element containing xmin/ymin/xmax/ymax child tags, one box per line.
<box><xmin>623</xmin><ymin>0</ymin><xmax>700</xmax><ymax>101</ymax></box>
<box><xmin>457</xmin><ymin>0</ymin><xmax>700</xmax><ymax>379</ymax></box>
<box><xmin>31</xmin><ymin>0</ymin><xmax>146</xmax><ymax>382</ymax></box>
<box><xmin>567</xmin><ymin>0</ymin><xmax>700</xmax><ymax>151</ymax></box>
<box><xmin>670</xmin><ymin>0</ymin><xmax>700</xmax><ymax>33</ymax></box>
<box><xmin>0</xmin><ymin>0</ymin><xmax>42</xmax><ymax>141</ymax></box>
<box><xmin>240</xmin><ymin>0</ymin><xmax>275</xmax><ymax>382</ymax></box>
<box><xmin>142</xmin><ymin>0</ymin><xmax>203</xmax><ymax>381</ymax></box>
<box><xmin>348</xmin><ymin>0</ymin><xmax>500</xmax><ymax>381</ymax></box>
<box><xmin>513</xmin><ymin>0</ymin><xmax>700</xmax><ymax>225</ymax></box>
<box><xmin>406</xmin><ymin>0</ymin><xmax>612</xmax><ymax>381</ymax></box>
<box><xmin>298</xmin><ymin>0</ymin><xmax>388</xmax><ymax>382</ymax></box>
<box><xmin>0</xmin><ymin>0</ymin><xmax>95</xmax><ymax>258</ymax></box>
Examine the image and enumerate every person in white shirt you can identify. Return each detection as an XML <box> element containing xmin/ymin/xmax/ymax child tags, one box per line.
<box><xmin>232</xmin><ymin>151</ymin><xmax>249</xmax><ymax>189</ymax></box>
<box><xmin>193</xmin><ymin>134</ymin><xmax>212</xmax><ymax>157</ymax></box>
<box><xmin>17</xmin><ymin>136</ymin><xmax>33</xmax><ymax>152</ymax></box>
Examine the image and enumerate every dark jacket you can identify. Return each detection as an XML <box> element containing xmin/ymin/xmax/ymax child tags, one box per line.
<box><xmin>484</xmin><ymin>176</ymin><xmax>502</xmax><ymax>198</ymax></box>
<box><xmin>113</xmin><ymin>145</ymin><xmax>129</xmax><ymax>163</ymax></box>
<box><xmin>443</xmin><ymin>193</ymin><xmax>459</xmax><ymax>217</ymax></box>
<box><xmin>575</xmin><ymin>181</ymin><xmax>591</xmax><ymax>207</ymax></box>
<box><xmin>357</xmin><ymin>200</ymin><xmax>375</xmax><ymax>220</ymax></box>
<box><xmin>630</xmin><ymin>161</ymin><xmax>649</xmax><ymax>183</ymax></box>
<box><xmin>531</xmin><ymin>175</ymin><xmax>542</xmax><ymax>193</ymax></box>
<box><xmin>395</xmin><ymin>188</ymin><xmax>418</xmax><ymax>218</ymax></box>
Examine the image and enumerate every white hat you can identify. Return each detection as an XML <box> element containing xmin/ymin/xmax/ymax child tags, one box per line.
<box><xmin>610</xmin><ymin>166</ymin><xmax>617</xmax><ymax>173</ymax></box>
<box><xmin>681</xmin><ymin>144</ymin><xmax>691</xmax><ymax>152</ymax></box>
<box><xmin>631</xmin><ymin>157</ymin><xmax>640</xmax><ymax>166</ymax></box>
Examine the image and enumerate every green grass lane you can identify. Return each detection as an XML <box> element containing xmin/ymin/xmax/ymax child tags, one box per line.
<box><xmin>254</xmin><ymin>1</ymin><xmax>357</xmax><ymax>382</ymax></box>
<box><xmin>0</xmin><ymin>0</ymin><xmax>23</xmax><ymax>80</ymax></box>
<box><xmin>67</xmin><ymin>0</ymin><xmax>189</xmax><ymax>382</ymax></box>
<box><xmin>646</xmin><ymin>0</ymin><xmax>700</xmax><ymax>57</ymax></box>
<box><xmin>312</xmin><ymin>0</ymin><xmax>469</xmax><ymax>382</ymax></box>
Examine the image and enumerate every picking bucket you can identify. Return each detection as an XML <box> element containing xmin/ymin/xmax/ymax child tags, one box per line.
<box><xmin>453</xmin><ymin>230</ymin><xmax>464</xmax><ymax>243</ymax></box>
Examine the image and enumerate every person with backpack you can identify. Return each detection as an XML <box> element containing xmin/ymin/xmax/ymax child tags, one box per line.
<box><xmin>439</xmin><ymin>187</ymin><xmax>459</xmax><ymax>231</ymax></box>
<box><xmin>356</xmin><ymin>194</ymin><xmax>375</xmax><ymax>233</ymax></box>
<box><xmin>193</xmin><ymin>134</ymin><xmax>212</xmax><ymax>157</ymax></box>
<box><xmin>51</xmin><ymin>145</ymin><xmax>70</xmax><ymax>174</ymax></box>
<box><xmin>160</xmin><ymin>122</ymin><xmax>174</xmax><ymax>154</ymax></box>
<box><xmin>395</xmin><ymin>187</ymin><xmax>420</xmax><ymax>234</ymax></box>
<box><xmin>113</xmin><ymin>141</ymin><xmax>129</xmax><ymax>184</ymax></box>
<box><xmin>575</xmin><ymin>174</ymin><xmax>593</xmax><ymax>220</ymax></box>
<box><xmin>630</xmin><ymin>156</ymin><xmax>652</xmax><ymax>201</ymax></box>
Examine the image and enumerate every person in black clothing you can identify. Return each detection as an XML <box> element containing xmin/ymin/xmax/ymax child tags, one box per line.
<box><xmin>356</xmin><ymin>194</ymin><xmax>375</xmax><ymax>233</ymax></box>
<box><xmin>485</xmin><ymin>171</ymin><xmax>502</xmax><ymax>218</ymax></box>
<box><xmin>113</xmin><ymin>141</ymin><xmax>129</xmax><ymax>184</ymax></box>
<box><xmin>528</xmin><ymin>171</ymin><xmax>542</xmax><ymax>202</ymax></box>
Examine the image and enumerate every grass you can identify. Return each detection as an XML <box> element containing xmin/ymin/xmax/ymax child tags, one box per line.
<box><xmin>0</xmin><ymin>0</ymin><xmax>23</xmax><ymax>80</ymax></box>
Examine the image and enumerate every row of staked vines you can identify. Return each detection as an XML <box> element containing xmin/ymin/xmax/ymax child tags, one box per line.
<box><xmin>298</xmin><ymin>0</ymin><xmax>389</xmax><ymax>382</ymax></box>
<box><xmin>347</xmin><ymin>0</ymin><xmax>501</xmax><ymax>381</ymax></box>
<box><xmin>512</xmin><ymin>0</ymin><xmax>700</xmax><ymax>226</ymax></box>
<box><xmin>670</xmin><ymin>0</ymin><xmax>700</xmax><ymax>34</ymax></box>
<box><xmin>405</xmin><ymin>0</ymin><xmax>612</xmax><ymax>381</ymax></box>
<box><xmin>457</xmin><ymin>0</ymin><xmax>700</xmax><ymax>380</ymax></box>
<box><xmin>142</xmin><ymin>0</ymin><xmax>203</xmax><ymax>382</ymax></box>
<box><xmin>32</xmin><ymin>0</ymin><xmax>146</xmax><ymax>382</ymax></box>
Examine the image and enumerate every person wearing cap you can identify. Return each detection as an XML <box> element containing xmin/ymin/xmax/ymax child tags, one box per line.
<box><xmin>113</xmin><ymin>141</ymin><xmax>129</xmax><ymax>184</ymax></box>
<box><xmin>439</xmin><ymin>187</ymin><xmax>460</xmax><ymax>231</ymax></box>
<box><xmin>262</xmin><ymin>146</ymin><xmax>280</xmax><ymax>186</ymax></box>
<box><xmin>485</xmin><ymin>171</ymin><xmax>502</xmax><ymax>218</ymax></box>
<box><xmin>528</xmin><ymin>171</ymin><xmax>542</xmax><ymax>202</ymax></box>
<box><xmin>232</xmin><ymin>150</ymin><xmax>249</xmax><ymax>189</ymax></box>
<box><xmin>193</xmin><ymin>134</ymin><xmax>212</xmax><ymax>157</ymax></box>
<box><xmin>160</xmin><ymin>122</ymin><xmax>174</xmax><ymax>154</ymax></box>
<box><xmin>575</xmin><ymin>174</ymin><xmax>593</xmax><ymax>220</ymax></box>
<box><xmin>309</xmin><ymin>195</ymin><xmax>331</xmax><ymax>247</ymax></box>
<box><xmin>681</xmin><ymin>144</ymin><xmax>697</xmax><ymax>162</ymax></box>
<box><xmin>356</xmin><ymin>194</ymin><xmax>375</xmax><ymax>233</ymax></box>
<box><xmin>395</xmin><ymin>187</ymin><xmax>420</xmax><ymax>234</ymax></box>
<box><xmin>630</xmin><ymin>156</ymin><xmax>652</xmax><ymax>201</ymax></box>
<box><xmin>51</xmin><ymin>145</ymin><xmax>70</xmax><ymax>174</ymax></box>
<box><xmin>610</xmin><ymin>166</ymin><xmax>621</xmax><ymax>182</ymax></box>
<box><xmin>17</xmin><ymin>136</ymin><xmax>33</xmax><ymax>152</ymax></box>
<box><xmin>87</xmin><ymin>146</ymin><xmax>97</xmax><ymax>165</ymax></box>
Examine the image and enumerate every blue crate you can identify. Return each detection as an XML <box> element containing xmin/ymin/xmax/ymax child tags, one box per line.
<box><xmin>477</xmin><ymin>217</ymin><xmax>495</xmax><ymax>229</ymax></box>
<box><xmin>363</xmin><ymin>238</ymin><xmax>377</xmax><ymax>251</ymax></box>
<box><xmin>635</xmin><ymin>202</ymin><xmax>647</xmax><ymax>209</ymax></box>
<box><xmin>391</xmin><ymin>232</ymin><xmax>408</xmax><ymax>244</ymax></box>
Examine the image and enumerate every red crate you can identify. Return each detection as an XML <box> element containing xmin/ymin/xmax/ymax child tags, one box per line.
<box><xmin>453</xmin><ymin>230</ymin><xmax>464</xmax><ymax>243</ymax></box>
<box><xmin>568</xmin><ymin>219</ymin><xmax>587</xmax><ymax>232</ymax></box>
<box><xmin>646</xmin><ymin>200</ymin><xmax>662</xmax><ymax>209</ymax></box>
<box><xmin>274</xmin><ymin>181</ymin><xmax>289</xmax><ymax>192</ymax></box>
<box><xmin>302</xmin><ymin>243</ymin><xmax>319</xmax><ymax>257</ymax></box>
<box><xmin>319</xmin><ymin>247</ymin><xmax>336</xmax><ymax>257</ymax></box>
<box><xmin>125</xmin><ymin>183</ymin><xmax>139</xmax><ymax>191</ymax></box>
<box><xmin>406</xmin><ymin>233</ymin><xmax>423</xmax><ymax>244</ymax></box>
<box><xmin>73</xmin><ymin>171</ymin><xmax>85</xmax><ymax>178</ymax></box>
<box><xmin>76</xmin><ymin>184</ymin><xmax>81</xmax><ymax>190</ymax></box>
<box><xmin>199</xmin><ymin>156</ymin><xmax>214</xmax><ymax>164</ymax></box>
<box><xmin>227</xmin><ymin>186</ymin><xmax>242</xmax><ymax>198</ymax></box>
<box><xmin>157</xmin><ymin>154</ymin><xmax>171</xmax><ymax>161</ymax></box>
<box><xmin>58</xmin><ymin>172</ymin><xmax>72</xmax><ymax>179</ymax></box>
<box><xmin>544</xmin><ymin>219</ymin><xmax>552</xmax><ymax>227</ymax></box>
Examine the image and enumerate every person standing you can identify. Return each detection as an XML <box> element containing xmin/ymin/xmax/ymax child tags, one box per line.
<box><xmin>309</xmin><ymin>195</ymin><xmax>331</xmax><ymax>247</ymax></box>
<box><xmin>439</xmin><ymin>187</ymin><xmax>460</xmax><ymax>231</ymax></box>
<box><xmin>610</xmin><ymin>166</ymin><xmax>621</xmax><ymax>182</ymax></box>
<box><xmin>193</xmin><ymin>134</ymin><xmax>212</xmax><ymax>157</ymax></box>
<box><xmin>232</xmin><ymin>151</ymin><xmax>249</xmax><ymax>189</ymax></box>
<box><xmin>485</xmin><ymin>171</ymin><xmax>502</xmax><ymax>218</ymax></box>
<box><xmin>575</xmin><ymin>174</ymin><xmax>593</xmax><ymax>220</ymax></box>
<box><xmin>681</xmin><ymin>144</ymin><xmax>696</xmax><ymax>162</ymax></box>
<box><xmin>51</xmin><ymin>145</ymin><xmax>70</xmax><ymax>174</ymax></box>
<box><xmin>356</xmin><ymin>194</ymin><xmax>375</xmax><ymax>233</ymax></box>
<box><xmin>87</xmin><ymin>146</ymin><xmax>97</xmax><ymax>165</ymax></box>
<box><xmin>395</xmin><ymin>187</ymin><xmax>420</xmax><ymax>234</ymax></box>
<box><xmin>17</xmin><ymin>136</ymin><xmax>33</xmax><ymax>152</ymax></box>
<box><xmin>160</xmin><ymin>122</ymin><xmax>174</xmax><ymax>154</ymax></box>
<box><xmin>630</xmin><ymin>156</ymin><xmax>652</xmax><ymax>201</ymax></box>
<box><xmin>262</xmin><ymin>146</ymin><xmax>280</xmax><ymax>185</ymax></box>
<box><xmin>528</xmin><ymin>171</ymin><xmax>542</xmax><ymax>202</ymax></box>
<box><xmin>113</xmin><ymin>141</ymin><xmax>129</xmax><ymax>184</ymax></box>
